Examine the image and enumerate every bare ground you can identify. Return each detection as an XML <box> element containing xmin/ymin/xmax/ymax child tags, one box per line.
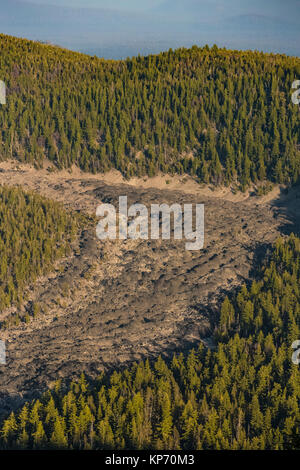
<box><xmin>0</xmin><ymin>162</ymin><xmax>299</xmax><ymax>416</ymax></box>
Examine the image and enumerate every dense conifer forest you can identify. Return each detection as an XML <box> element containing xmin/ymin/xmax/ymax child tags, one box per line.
<box><xmin>0</xmin><ymin>185</ymin><xmax>79</xmax><ymax>321</ymax></box>
<box><xmin>0</xmin><ymin>34</ymin><xmax>299</xmax><ymax>451</ymax></box>
<box><xmin>0</xmin><ymin>235</ymin><xmax>299</xmax><ymax>450</ymax></box>
<box><xmin>0</xmin><ymin>35</ymin><xmax>300</xmax><ymax>187</ymax></box>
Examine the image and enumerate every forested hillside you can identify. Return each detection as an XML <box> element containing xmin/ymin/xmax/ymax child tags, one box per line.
<box><xmin>0</xmin><ymin>185</ymin><xmax>79</xmax><ymax>321</ymax></box>
<box><xmin>1</xmin><ymin>235</ymin><xmax>299</xmax><ymax>450</ymax></box>
<box><xmin>0</xmin><ymin>35</ymin><xmax>300</xmax><ymax>186</ymax></box>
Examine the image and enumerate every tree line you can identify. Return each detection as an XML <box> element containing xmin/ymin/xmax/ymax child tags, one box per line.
<box><xmin>0</xmin><ymin>35</ymin><xmax>300</xmax><ymax>187</ymax></box>
<box><xmin>0</xmin><ymin>185</ymin><xmax>79</xmax><ymax>324</ymax></box>
<box><xmin>1</xmin><ymin>235</ymin><xmax>299</xmax><ymax>450</ymax></box>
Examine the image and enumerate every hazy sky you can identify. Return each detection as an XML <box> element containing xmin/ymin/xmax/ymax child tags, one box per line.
<box><xmin>26</xmin><ymin>0</ymin><xmax>300</xmax><ymax>18</ymax></box>
<box><xmin>0</xmin><ymin>0</ymin><xmax>299</xmax><ymax>58</ymax></box>
<box><xmin>25</xmin><ymin>0</ymin><xmax>163</xmax><ymax>10</ymax></box>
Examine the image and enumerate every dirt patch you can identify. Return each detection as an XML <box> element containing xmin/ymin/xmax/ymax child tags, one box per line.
<box><xmin>0</xmin><ymin>160</ymin><xmax>287</xmax><ymax>206</ymax></box>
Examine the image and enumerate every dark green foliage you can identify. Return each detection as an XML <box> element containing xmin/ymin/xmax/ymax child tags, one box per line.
<box><xmin>1</xmin><ymin>235</ymin><xmax>299</xmax><ymax>450</ymax></box>
<box><xmin>0</xmin><ymin>185</ymin><xmax>78</xmax><ymax>319</ymax></box>
<box><xmin>0</xmin><ymin>35</ymin><xmax>300</xmax><ymax>185</ymax></box>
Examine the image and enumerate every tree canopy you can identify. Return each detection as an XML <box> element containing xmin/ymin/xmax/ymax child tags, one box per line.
<box><xmin>0</xmin><ymin>185</ymin><xmax>79</xmax><ymax>326</ymax></box>
<box><xmin>1</xmin><ymin>235</ymin><xmax>299</xmax><ymax>450</ymax></box>
<box><xmin>0</xmin><ymin>35</ymin><xmax>299</xmax><ymax>187</ymax></box>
